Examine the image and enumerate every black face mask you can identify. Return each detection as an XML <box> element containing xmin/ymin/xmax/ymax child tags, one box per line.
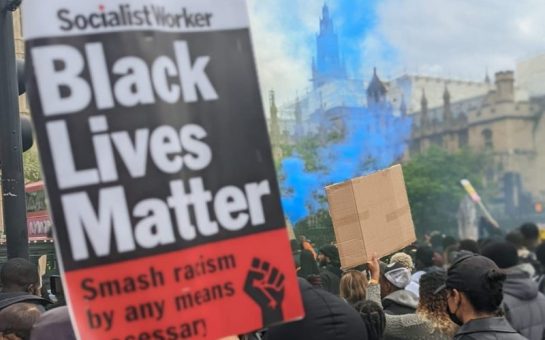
<box><xmin>447</xmin><ymin>301</ymin><xmax>463</xmax><ymax>326</ymax></box>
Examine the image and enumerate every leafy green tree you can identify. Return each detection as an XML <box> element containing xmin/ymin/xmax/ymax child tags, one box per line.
<box><xmin>294</xmin><ymin>209</ymin><xmax>335</xmax><ymax>248</ymax></box>
<box><xmin>403</xmin><ymin>146</ymin><xmax>494</xmax><ymax>237</ymax></box>
<box><xmin>23</xmin><ymin>146</ymin><xmax>42</xmax><ymax>183</ymax></box>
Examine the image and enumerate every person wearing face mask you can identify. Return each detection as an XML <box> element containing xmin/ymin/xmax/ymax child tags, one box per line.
<box><xmin>435</xmin><ymin>254</ymin><xmax>526</xmax><ymax>340</ymax></box>
<box><xmin>0</xmin><ymin>258</ymin><xmax>50</xmax><ymax>312</ymax></box>
<box><xmin>366</xmin><ymin>255</ymin><xmax>456</xmax><ymax>340</ymax></box>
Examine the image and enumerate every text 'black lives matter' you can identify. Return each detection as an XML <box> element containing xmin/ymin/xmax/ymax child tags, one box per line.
<box><xmin>28</xmin><ymin>30</ymin><xmax>284</xmax><ymax>269</ymax></box>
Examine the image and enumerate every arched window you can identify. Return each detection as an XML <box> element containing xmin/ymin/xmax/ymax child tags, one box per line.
<box><xmin>458</xmin><ymin>130</ymin><xmax>469</xmax><ymax>148</ymax></box>
<box><xmin>482</xmin><ymin>129</ymin><xmax>493</xmax><ymax>149</ymax></box>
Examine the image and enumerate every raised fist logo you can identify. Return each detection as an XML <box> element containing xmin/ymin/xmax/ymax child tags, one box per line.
<box><xmin>244</xmin><ymin>257</ymin><xmax>285</xmax><ymax>326</ymax></box>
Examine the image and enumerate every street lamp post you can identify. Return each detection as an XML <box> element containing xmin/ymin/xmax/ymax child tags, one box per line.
<box><xmin>0</xmin><ymin>0</ymin><xmax>29</xmax><ymax>259</ymax></box>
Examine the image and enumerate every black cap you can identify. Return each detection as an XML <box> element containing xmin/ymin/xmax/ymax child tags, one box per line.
<box><xmin>381</xmin><ymin>262</ymin><xmax>411</xmax><ymax>288</ymax></box>
<box><xmin>434</xmin><ymin>254</ymin><xmax>500</xmax><ymax>295</ymax></box>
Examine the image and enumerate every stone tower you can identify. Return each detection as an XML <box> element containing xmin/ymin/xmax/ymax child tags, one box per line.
<box><xmin>268</xmin><ymin>91</ymin><xmax>283</xmax><ymax>161</ymax></box>
<box><xmin>294</xmin><ymin>97</ymin><xmax>304</xmax><ymax>141</ymax></box>
<box><xmin>443</xmin><ymin>86</ymin><xmax>452</xmax><ymax>123</ymax></box>
<box><xmin>312</xmin><ymin>3</ymin><xmax>347</xmax><ymax>89</ymax></box>
<box><xmin>420</xmin><ymin>90</ymin><xmax>428</xmax><ymax>128</ymax></box>
<box><xmin>367</xmin><ymin>67</ymin><xmax>387</xmax><ymax>108</ymax></box>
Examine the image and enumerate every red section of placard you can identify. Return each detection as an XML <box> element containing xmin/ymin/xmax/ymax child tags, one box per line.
<box><xmin>64</xmin><ymin>228</ymin><xmax>303</xmax><ymax>339</ymax></box>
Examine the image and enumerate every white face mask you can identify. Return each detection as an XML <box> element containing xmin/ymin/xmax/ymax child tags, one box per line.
<box><xmin>384</xmin><ymin>267</ymin><xmax>411</xmax><ymax>288</ymax></box>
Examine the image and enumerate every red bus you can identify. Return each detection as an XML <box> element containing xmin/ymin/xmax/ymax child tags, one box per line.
<box><xmin>25</xmin><ymin>181</ymin><xmax>53</xmax><ymax>241</ymax></box>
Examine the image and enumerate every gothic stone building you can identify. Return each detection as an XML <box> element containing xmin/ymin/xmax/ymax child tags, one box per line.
<box><xmin>408</xmin><ymin>70</ymin><xmax>545</xmax><ymax>215</ymax></box>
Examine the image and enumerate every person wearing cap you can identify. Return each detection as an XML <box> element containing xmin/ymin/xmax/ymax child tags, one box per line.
<box><xmin>318</xmin><ymin>245</ymin><xmax>341</xmax><ymax>295</ymax></box>
<box><xmin>366</xmin><ymin>255</ymin><xmax>455</xmax><ymax>340</ymax></box>
<box><xmin>379</xmin><ymin>262</ymin><xmax>418</xmax><ymax>315</ymax></box>
<box><xmin>438</xmin><ymin>254</ymin><xmax>526</xmax><ymax>340</ymax></box>
<box><xmin>482</xmin><ymin>241</ymin><xmax>545</xmax><ymax>340</ymax></box>
<box><xmin>390</xmin><ymin>252</ymin><xmax>420</xmax><ymax>298</ymax></box>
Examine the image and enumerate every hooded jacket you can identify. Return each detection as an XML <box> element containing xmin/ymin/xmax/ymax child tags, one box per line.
<box><xmin>366</xmin><ymin>284</ymin><xmax>452</xmax><ymax>340</ymax></box>
<box><xmin>502</xmin><ymin>269</ymin><xmax>545</xmax><ymax>340</ymax></box>
<box><xmin>319</xmin><ymin>264</ymin><xmax>341</xmax><ymax>296</ymax></box>
<box><xmin>0</xmin><ymin>291</ymin><xmax>49</xmax><ymax>311</ymax></box>
<box><xmin>382</xmin><ymin>289</ymin><xmax>418</xmax><ymax>315</ymax></box>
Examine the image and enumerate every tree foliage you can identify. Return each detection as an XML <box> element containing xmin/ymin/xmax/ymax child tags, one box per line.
<box><xmin>23</xmin><ymin>146</ymin><xmax>42</xmax><ymax>183</ymax></box>
<box><xmin>403</xmin><ymin>146</ymin><xmax>493</xmax><ymax>237</ymax></box>
<box><xmin>294</xmin><ymin>208</ymin><xmax>335</xmax><ymax>248</ymax></box>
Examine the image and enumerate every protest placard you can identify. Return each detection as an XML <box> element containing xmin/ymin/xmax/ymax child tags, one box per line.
<box><xmin>22</xmin><ymin>0</ymin><xmax>303</xmax><ymax>338</ymax></box>
<box><xmin>326</xmin><ymin>165</ymin><xmax>416</xmax><ymax>269</ymax></box>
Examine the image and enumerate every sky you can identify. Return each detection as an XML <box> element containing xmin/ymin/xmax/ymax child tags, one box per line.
<box><xmin>248</xmin><ymin>0</ymin><xmax>545</xmax><ymax>108</ymax></box>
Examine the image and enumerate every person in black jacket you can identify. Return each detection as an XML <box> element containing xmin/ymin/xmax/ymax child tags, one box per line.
<box><xmin>482</xmin><ymin>241</ymin><xmax>545</xmax><ymax>340</ymax></box>
<box><xmin>536</xmin><ymin>242</ymin><xmax>545</xmax><ymax>294</ymax></box>
<box><xmin>265</xmin><ymin>278</ymin><xmax>368</xmax><ymax>340</ymax></box>
<box><xmin>520</xmin><ymin>222</ymin><xmax>540</xmax><ymax>253</ymax></box>
<box><xmin>353</xmin><ymin>300</ymin><xmax>386</xmax><ymax>340</ymax></box>
<box><xmin>0</xmin><ymin>258</ymin><xmax>49</xmax><ymax>311</ymax></box>
<box><xmin>318</xmin><ymin>245</ymin><xmax>341</xmax><ymax>295</ymax></box>
<box><xmin>437</xmin><ymin>254</ymin><xmax>526</xmax><ymax>340</ymax></box>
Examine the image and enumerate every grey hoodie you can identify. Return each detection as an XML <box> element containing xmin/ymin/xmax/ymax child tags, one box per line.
<box><xmin>367</xmin><ymin>284</ymin><xmax>451</xmax><ymax>340</ymax></box>
<box><xmin>502</xmin><ymin>269</ymin><xmax>545</xmax><ymax>340</ymax></box>
<box><xmin>382</xmin><ymin>289</ymin><xmax>418</xmax><ymax>315</ymax></box>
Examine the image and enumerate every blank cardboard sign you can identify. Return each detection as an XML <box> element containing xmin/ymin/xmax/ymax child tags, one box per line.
<box><xmin>325</xmin><ymin>165</ymin><xmax>416</xmax><ymax>269</ymax></box>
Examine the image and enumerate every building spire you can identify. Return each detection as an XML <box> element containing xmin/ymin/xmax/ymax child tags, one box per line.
<box><xmin>314</xmin><ymin>1</ymin><xmax>346</xmax><ymax>89</ymax></box>
<box><xmin>400</xmin><ymin>94</ymin><xmax>407</xmax><ymax>117</ymax></box>
<box><xmin>367</xmin><ymin>67</ymin><xmax>387</xmax><ymax>107</ymax></box>
<box><xmin>322</xmin><ymin>2</ymin><xmax>330</xmax><ymax>20</ymax></box>
<box><xmin>420</xmin><ymin>89</ymin><xmax>428</xmax><ymax>127</ymax></box>
<box><xmin>443</xmin><ymin>85</ymin><xmax>450</xmax><ymax>104</ymax></box>
<box><xmin>421</xmin><ymin>89</ymin><xmax>428</xmax><ymax>108</ymax></box>
<box><xmin>443</xmin><ymin>86</ymin><xmax>452</xmax><ymax>123</ymax></box>
<box><xmin>269</xmin><ymin>90</ymin><xmax>280</xmax><ymax>143</ymax></box>
<box><xmin>294</xmin><ymin>95</ymin><xmax>304</xmax><ymax>140</ymax></box>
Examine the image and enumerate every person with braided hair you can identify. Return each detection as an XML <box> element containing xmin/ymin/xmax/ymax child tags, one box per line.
<box><xmin>366</xmin><ymin>255</ymin><xmax>456</xmax><ymax>340</ymax></box>
<box><xmin>353</xmin><ymin>300</ymin><xmax>386</xmax><ymax>340</ymax></box>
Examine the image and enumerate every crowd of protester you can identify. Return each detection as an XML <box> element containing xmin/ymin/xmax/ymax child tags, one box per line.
<box><xmin>279</xmin><ymin>221</ymin><xmax>545</xmax><ymax>339</ymax></box>
<box><xmin>2</xmin><ymin>221</ymin><xmax>545</xmax><ymax>339</ymax></box>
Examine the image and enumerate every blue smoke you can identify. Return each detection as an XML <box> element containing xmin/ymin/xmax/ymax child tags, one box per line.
<box><xmin>280</xmin><ymin>106</ymin><xmax>412</xmax><ymax>223</ymax></box>
<box><xmin>274</xmin><ymin>1</ymin><xmax>409</xmax><ymax>223</ymax></box>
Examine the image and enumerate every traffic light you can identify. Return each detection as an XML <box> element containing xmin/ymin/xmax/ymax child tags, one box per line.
<box><xmin>21</xmin><ymin>115</ymin><xmax>33</xmax><ymax>152</ymax></box>
<box><xmin>16</xmin><ymin>58</ymin><xmax>24</xmax><ymax>95</ymax></box>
